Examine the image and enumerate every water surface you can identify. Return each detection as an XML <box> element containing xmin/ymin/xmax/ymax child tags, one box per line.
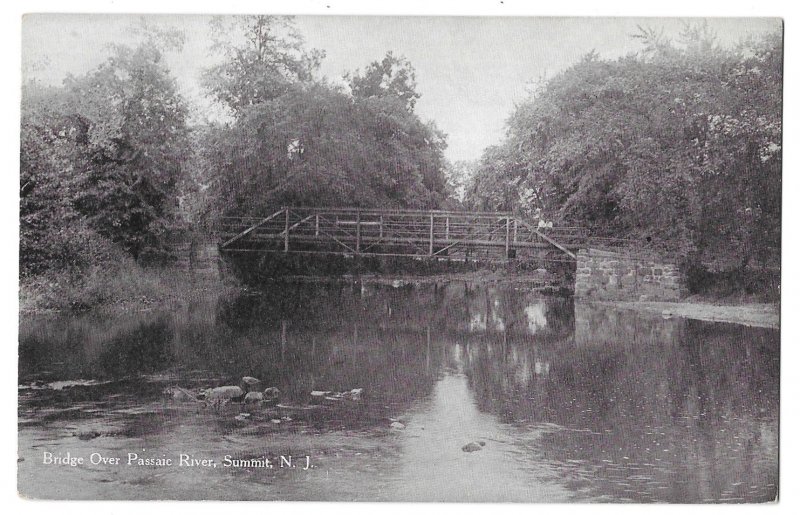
<box><xmin>18</xmin><ymin>282</ymin><xmax>779</xmax><ymax>502</ymax></box>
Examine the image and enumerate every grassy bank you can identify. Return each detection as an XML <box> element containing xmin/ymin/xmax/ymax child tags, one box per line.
<box><xmin>19</xmin><ymin>261</ymin><xmax>235</xmax><ymax>315</ymax></box>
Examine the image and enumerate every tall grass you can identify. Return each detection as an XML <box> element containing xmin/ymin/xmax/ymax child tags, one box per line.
<box><xmin>19</xmin><ymin>258</ymin><xmax>232</xmax><ymax>313</ymax></box>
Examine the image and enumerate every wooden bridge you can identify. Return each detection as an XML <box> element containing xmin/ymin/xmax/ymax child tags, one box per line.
<box><xmin>217</xmin><ymin>207</ymin><xmax>626</xmax><ymax>263</ymax></box>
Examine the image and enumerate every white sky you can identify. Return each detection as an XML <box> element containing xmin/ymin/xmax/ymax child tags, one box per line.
<box><xmin>21</xmin><ymin>15</ymin><xmax>781</xmax><ymax>162</ymax></box>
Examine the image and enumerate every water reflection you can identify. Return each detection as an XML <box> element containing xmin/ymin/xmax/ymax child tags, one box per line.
<box><xmin>18</xmin><ymin>283</ymin><xmax>778</xmax><ymax>502</ymax></box>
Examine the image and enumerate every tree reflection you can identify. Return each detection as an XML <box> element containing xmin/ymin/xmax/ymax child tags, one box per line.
<box><xmin>461</xmin><ymin>301</ymin><xmax>779</xmax><ymax>502</ymax></box>
<box><xmin>18</xmin><ymin>284</ymin><xmax>778</xmax><ymax>501</ymax></box>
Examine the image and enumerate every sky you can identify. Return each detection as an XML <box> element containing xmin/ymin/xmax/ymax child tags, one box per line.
<box><xmin>21</xmin><ymin>15</ymin><xmax>782</xmax><ymax>162</ymax></box>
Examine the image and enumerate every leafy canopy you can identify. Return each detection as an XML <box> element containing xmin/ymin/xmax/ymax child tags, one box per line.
<box><xmin>465</xmin><ymin>24</ymin><xmax>781</xmax><ymax>270</ymax></box>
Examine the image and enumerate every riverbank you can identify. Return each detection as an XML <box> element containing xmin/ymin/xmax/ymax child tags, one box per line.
<box><xmin>595</xmin><ymin>299</ymin><xmax>779</xmax><ymax>329</ymax></box>
<box><xmin>21</xmin><ymin>266</ymin><xmax>781</xmax><ymax>329</ymax></box>
<box><xmin>269</xmin><ymin>269</ymin><xmax>559</xmax><ymax>285</ymax></box>
<box><xmin>20</xmin><ymin>266</ymin><xmax>567</xmax><ymax>316</ymax></box>
<box><xmin>19</xmin><ymin>265</ymin><xmax>236</xmax><ymax>315</ymax></box>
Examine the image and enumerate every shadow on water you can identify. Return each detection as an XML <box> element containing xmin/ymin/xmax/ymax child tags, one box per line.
<box><xmin>18</xmin><ymin>283</ymin><xmax>778</xmax><ymax>502</ymax></box>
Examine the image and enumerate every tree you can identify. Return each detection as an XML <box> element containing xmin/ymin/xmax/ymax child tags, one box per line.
<box><xmin>201</xmin><ymin>81</ymin><xmax>449</xmax><ymax>219</ymax></box>
<box><xmin>64</xmin><ymin>41</ymin><xmax>190</xmax><ymax>260</ymax></box>
<box><xmin>20</xmin><ymin>83</ymin><xmax>107</xmax><ymax>277</ymax></box>
<box><xmin>200</xmin><ymin>22</ymin><xmax>449</xmax><ymax>221</ymax></box>
<box><xmin>20</xmin><ymin>32</ymin><xmax>190</xmax><ymax>274</ymax></box>
<box><xmin>348</xmin><ymin>52</ymin><xmax>421</xmax><ymax>111</ymax></box>
<box><xmin>443</xmin><ymin>160</ymin><xmax>477</xmax><ymax>205</ymax></box>
<box><xmin>464</xmin><ymin>26</ymin><xmax>782</xmax><ymax>272</ymax></box>
<box><xmin>622</xmin><ymin>27</ymin><xmax>781</xmax><ymax>270</ymax></box>
<box><xmin>202</xmin><ymin>15</ymin><xmax>324</xmax><ymax>115</ymax></box>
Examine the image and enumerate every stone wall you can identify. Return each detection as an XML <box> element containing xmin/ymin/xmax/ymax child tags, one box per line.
<box><xmin>574</xmin><ymin>248</ymin><xmax>685</xmax><ymax>301</ymax></box>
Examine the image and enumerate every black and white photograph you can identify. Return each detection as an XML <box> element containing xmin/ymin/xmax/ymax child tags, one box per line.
<box><xmin>14</xmin><ymin>7</ymin><xmax>783</xmax><ymax>504</ymax></box>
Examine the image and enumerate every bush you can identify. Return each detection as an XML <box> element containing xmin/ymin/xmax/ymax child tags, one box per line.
<box><xmin>19</xmin><ymin>256</ymin><xmax>223</xmax><ymax>313</ymax></box>
<box><xmin>683</xmin><ymin>260</ymin><xmax>780</xmax><ymax>301</ymax></box>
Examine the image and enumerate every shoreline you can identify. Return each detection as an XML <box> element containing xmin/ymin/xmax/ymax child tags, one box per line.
<box><xmin>19</xmin><ymin>271</ymin><xmax>559</xmax><ymax>317</ymax></box>
<box><xmin>261</xmin><ymin>271</ymin><xmax>557</xmax><ymax>286</ymax></box>
<box><xmin>21</xmin><ymin>271</ymin><xmax>779</xmax><ymax>329</ymax></box>
<box><xmin>594</xmin><ymin>300</ymin><xmax>779</xmax><ymax>329</ymax></box>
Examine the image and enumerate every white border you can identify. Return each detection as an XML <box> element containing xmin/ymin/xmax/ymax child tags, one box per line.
<box><xmin>2</xmin><ymin>2</ymin><xmax>796</xmax><ymax>515</ymax></box>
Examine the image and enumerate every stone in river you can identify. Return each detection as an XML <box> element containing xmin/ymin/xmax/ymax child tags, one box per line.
<box><xmin>240</xmin><ymin>377</ymin><xmax>262</xmax><ymax>392</ymax></box>
<box><xmin>264</xmin><ymin>387</ymin><xmax>281</xmax><ymax>398</ymax></box>
<box><xmin>462</xmin><ymin>441</ymin><xmax>486</xmax><ymax>452</ymax></box>
<box><xmin>163</xmin><ymin>386</ymin><xmax>197</xmax><ymax>402</ymax></box>
<box><xmin>244</xmin><ymin>391</ymin><xmax>264</xmax><ymax>403</ymax></box>
<box><xmin>390</xmin><ymin>421</ymin><xmax>406</xmax><ymax>430</ymax></box>
<box><xmin>205</xmin><ymin>386</ymin><xmax>244</xmax><ymax>400</ymax></box>
<box><xmin>77</xmin><ymin>431</ymin><xmax>101</xmax><ymax>441</ymax></box>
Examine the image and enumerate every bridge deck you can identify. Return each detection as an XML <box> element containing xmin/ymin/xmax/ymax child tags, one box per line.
<box><xmin>217</xmin><ymin>207</ymin><xmax>628</xmax><ymax>262</ymax></box>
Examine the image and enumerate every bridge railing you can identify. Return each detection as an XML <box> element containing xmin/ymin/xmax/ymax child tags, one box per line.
<box><xmin>216</xmin><ymin>207</ymin><xmax>638</xmax><ymax>261</ymax></box>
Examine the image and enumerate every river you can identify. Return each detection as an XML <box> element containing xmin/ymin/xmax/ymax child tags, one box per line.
<box><xmin>17</xmin><ymin>281</ymin><xmax>779</xmax><ymax>502</ymax></box>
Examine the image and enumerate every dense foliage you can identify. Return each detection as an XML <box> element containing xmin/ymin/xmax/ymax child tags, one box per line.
<box><xmin>21</xmin><ymin>15</ymin><xmax>449</xmax><ymax>286</ymax></box>
<box><xmin>21</xmin><ymin>35</ymin><xmax>190</xmax><ymax>277</ymax></box>
<box><xmin>20</xmin><ymin>17</ymin><xmax>782</xmax><ymax>303</ymax></box>
<box><xmin>465</xmin><ymin>26</ymin><xmax>782</xmax><ymax>272</ymax></box>
<box><xmin>195</xmin><ymin>17</ymin><xmax>448</xmax><ymax>220</ymax></box>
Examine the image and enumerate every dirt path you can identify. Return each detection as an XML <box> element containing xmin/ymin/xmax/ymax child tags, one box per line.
<box><xmin>597</xmin><ymin>300</ymin><xmax>779</xmax><ymax>329</ymax></box>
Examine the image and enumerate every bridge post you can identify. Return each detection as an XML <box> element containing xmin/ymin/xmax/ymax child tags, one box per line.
<box><xmin>283</xmin><ymin>208</ymin><xmax>290</xmax><ymax>252</ymax></box>
<box><xmin>505</xmin><ymin>217</ymin><xmax>511</xmax><ymax>258</ymax></box>
<box><xmin>379</xmin><ymin>215</ymin><xmax>384</xmax><ymax>239</ymax></box>
<box><xmin>513</xmin><ymin>218</ymin><xmax>518</xmax><ymax>243</ymax></box>
<box><xmin>356</xmin><ymin>210</ymin><xmax>361</xmax><ymax>254</ymax></box>
<box><xmin>429</xmin><ymin>213</ymin><xmax>434</xmax><ymax>255</ymax></box>
<box><xmin>445</xmin><ymin>216</ymin><xmax>450</xmax><ymax>241</ymax></box>
<box><xmin>315</xmin><ymin>214</ymin><xmax>319</xmax><ymax>237</ymax></box>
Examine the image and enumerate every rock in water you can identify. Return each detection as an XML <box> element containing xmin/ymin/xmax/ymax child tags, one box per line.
<box><xmin>244</xmin><ymin>391</ymin><xmax>263</xmax><ymax>403</ymax></box>
<box><xmin>348</xmin><ymin>388</ymin><xmax>364</xmax><ymax>401</ymax></box>
<box><xmin>77</xmin><ymin>431</ymin><xmax>101</xmax><ymax>441</ymax></box>
<box><xmin>163</xmin><ymin>386</ymin><xmax>197</xmax><ymax>402</ymax></box>
<box><xmin>240</xmin><ymin>377</ymin><xmax>262</xmax><ymax>392</ymax></box>
<box><xmin>262</xmin><ymin>387</ymin><xmax>280</xmax><ymax>406</ymax></box>
<box><xmin>390</xmin><ymin>421</ymin><xmax>406</xmax><ymax>430</ymax></box>
<box><xmin>462</xmin><ymin>441</ymin><xmax>486</xmax><ymax>452</ymax></box>
<box><xmin>205</xmin><ymin>386</ymin><xmax>244</xmax><ymax>400</ymax></box>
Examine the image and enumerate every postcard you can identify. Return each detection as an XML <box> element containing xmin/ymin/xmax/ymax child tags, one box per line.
<box><xmin>18</xmin><ymin>14</ymin><xmax>781</xmax><ymax>502</ymax></box>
